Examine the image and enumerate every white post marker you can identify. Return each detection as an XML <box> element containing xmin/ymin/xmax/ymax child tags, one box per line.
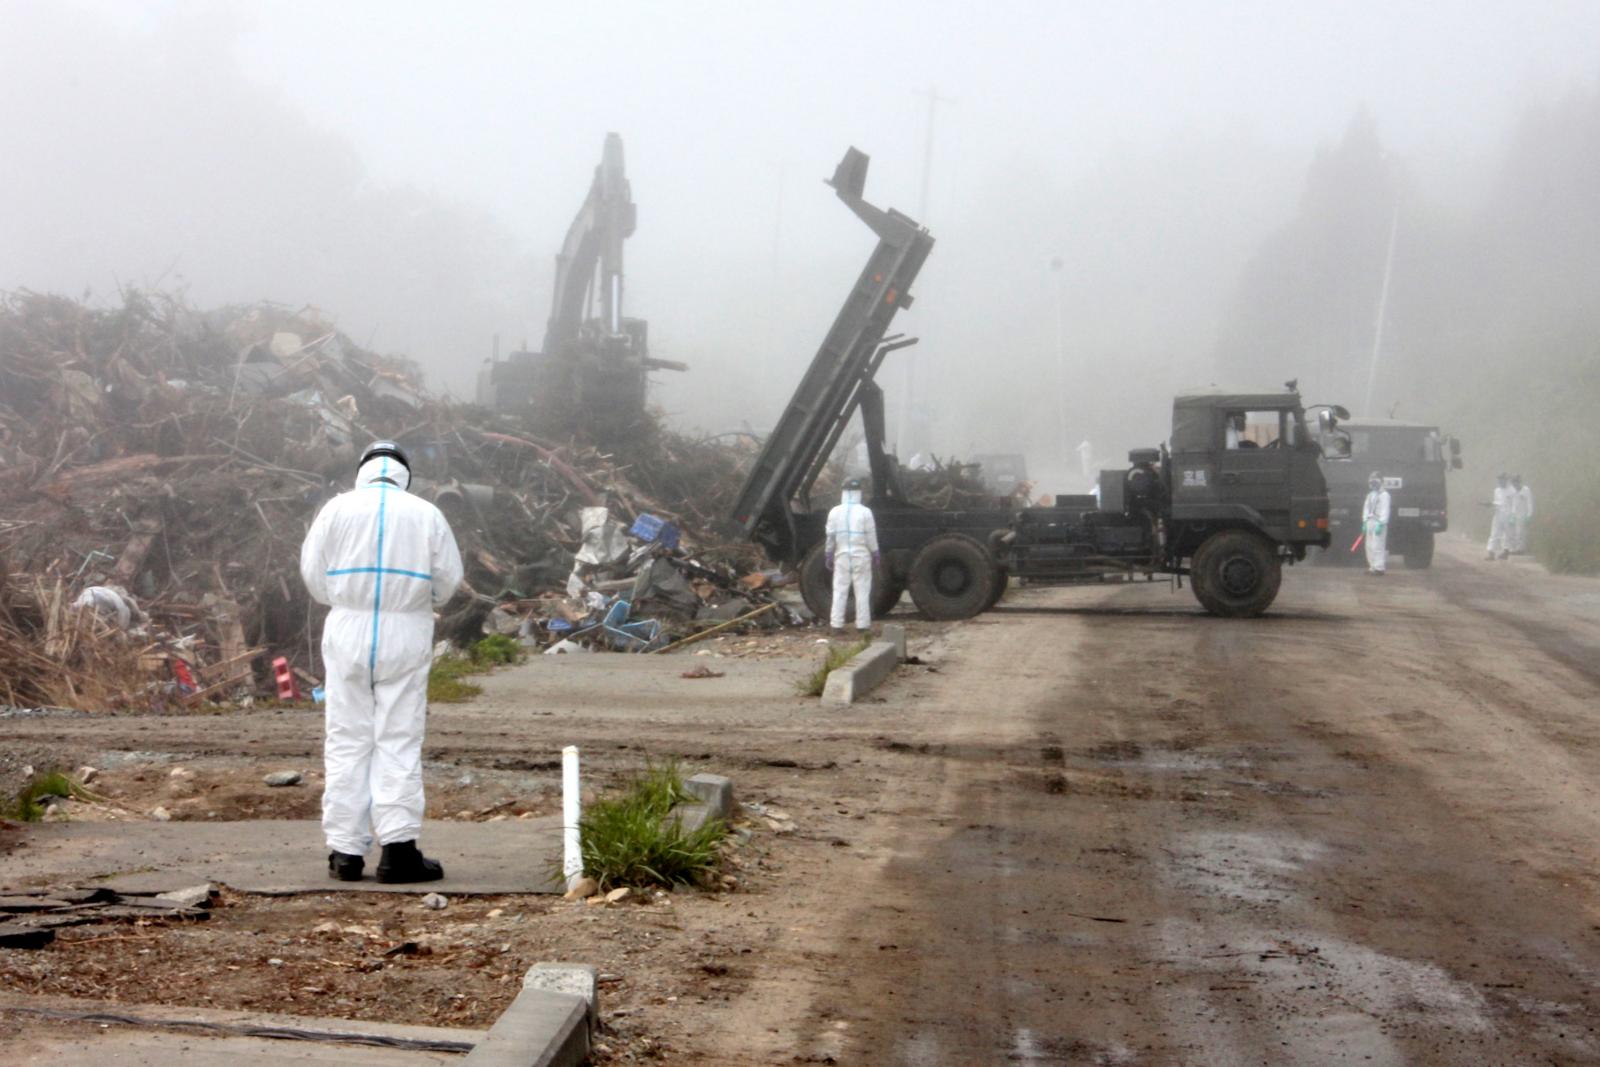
<box><xmin>562</xmin><ymin>745</ymin><xmax>583</xmax><ymax>892</ymax></box>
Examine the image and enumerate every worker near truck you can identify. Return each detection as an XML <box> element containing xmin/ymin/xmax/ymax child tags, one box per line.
<box><xmin>824</xmin><ymin>477</ymin><xmax>880</xmax><ymax>634</ymax></box>
<box><xmin>300</xmin><ymin>441</ymin><xmax>463</xmax><ymax>884</ymax></box>
<box><xmin>1511</xmin><ymin>474</ymin><xmax>1534</xmax><ymax>554</ymax></box>
<box><xmin>1361</xmin><ymin>472</ymin><xmax>1392</xmax><ymax>575</ymax></box>
<box><xmin>1485</xmin><ymin>473</ymin><xmax>1513</xmax><ymax>560</ymax></box>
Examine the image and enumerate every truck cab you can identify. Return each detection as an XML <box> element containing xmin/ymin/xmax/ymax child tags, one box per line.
<box><xmin>1166</xmin><ymin>392</ymin><xmax>1332</xmax><ymax>557</ymax></box>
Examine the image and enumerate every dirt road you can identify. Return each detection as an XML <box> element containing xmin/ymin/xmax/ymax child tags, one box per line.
<box><xmin>763</xmin><ymin>538</ymin><xmax>1600</xmax><ymax>1065</ymax></box>
<box><xmin>6</xmin><ymin>536</ymin><xmax>1600</xmax><ymax>1064</ymax></box>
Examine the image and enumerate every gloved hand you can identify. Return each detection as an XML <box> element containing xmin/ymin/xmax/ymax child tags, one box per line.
<box><xmin>824</xmin><ymin>554</ymin><xmax>834</xmax><ymax>572</ymax></box>
<box><xmin>1376</xmin><ymin>522</ymin><xmax>1386</xmax><ymax>536</ymax></box>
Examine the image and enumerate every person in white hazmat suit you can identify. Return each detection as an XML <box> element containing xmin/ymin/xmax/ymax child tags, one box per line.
<box><xmin>1511</xmin><ymin>474</ymin><xmax>1534</xmax><ymax>554</ymax></box>
<box><xmin>1362</xmin><ymin>472</ymin><xmax>1391</xmax><ymax>576</ymax></box>
<box><xmin>825</xmin><ymin>478</ymin><xmax>880</xmax><ymax>633</ymax></box>
<box><xmin>300</xmin><ymin>442</ymin><xmax>463</xmax><ymax>883</ymax></box>
<box><xmin>1485</xmin><ymin>473</ymin><xmax>1512</xmax><ymax>560</ymax></box>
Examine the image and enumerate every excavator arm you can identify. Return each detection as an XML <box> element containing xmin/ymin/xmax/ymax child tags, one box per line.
<box><xmin>544</xmin><ymin>132</ymin><xmax>636</xmax><ymax>353</ymax></box>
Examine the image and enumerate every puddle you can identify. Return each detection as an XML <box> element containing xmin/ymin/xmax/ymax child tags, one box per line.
<box><xmin>1163</xmin><ymin>830</ymin><xmax>1328</xmax><ymax>904</ymax></box>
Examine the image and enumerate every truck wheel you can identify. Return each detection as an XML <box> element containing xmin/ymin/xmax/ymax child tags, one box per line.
<box><xmin>908</xmin><ymin>534</ymin><xmax>997</xmax><ymax>620</ymax></box>
<box><xmin>1190</xmin><ymin>530</ymin><xmax>1281</xmax><ymax>618</ymax></box>
<box><xmin>800</xmin><ymin>545</ymin><xmax>898</xmax><ymax>621</ymax></box>
<box><xmin>984</xmin><ymin>568</ymin><xmax>1010</xmax><ymax>610</ymax></box>
<box><xmin>1404</xmin><ymin>532</ymin><xmax>1434</xmax><ymax>570</ymax></box>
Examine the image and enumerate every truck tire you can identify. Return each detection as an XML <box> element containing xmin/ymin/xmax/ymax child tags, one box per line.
<box><xmin>800</xmin><ymin>545</ymin><xmax>898</xmax><ymax>622</ymax></box>
<box><xmin>1404</xmin><ymin>532</ymin><xmax>1434</xmax><ymax>570</ymax></box>
<box><xmin>984</xmin><ymin>568</ymin><xmax>1010</xmax><ymax>610</ymax></box>
<box><xmin>1190</xmin><ymin>530</ymin><xmax>1281</xmax><ymax>618</ymax></box>
<box><xmin>908</xmin><ymin>534</ymin><xmax>997</xmax><ymax>621</ymax></box>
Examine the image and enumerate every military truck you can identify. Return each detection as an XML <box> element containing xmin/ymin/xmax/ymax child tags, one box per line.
<box><xmin>729</xmin><ymin>147</ymin><xmax>1348</xmax><ymax>620</ymax></box>
<box><xmin>1315</xmin><ymin>418</ymin><xmax>1461</xmax><ymax>569</ymax></box>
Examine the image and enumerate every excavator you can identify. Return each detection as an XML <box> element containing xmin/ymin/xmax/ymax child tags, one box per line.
<box><xmin>476</xmin><ymin>133</ymin><xmax>684</xmax><ymax>433</ymax></box>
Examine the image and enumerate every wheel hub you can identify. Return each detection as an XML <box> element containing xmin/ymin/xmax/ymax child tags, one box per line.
<box><xmin>1218</xmin><ymin>555</ymin><xmax>1259</xmax><ymax>597</ymax></box>
<box><xmin>935</xmin><ymin>562</ymin><xmax>970</xmax><ymax>596</ymax></box>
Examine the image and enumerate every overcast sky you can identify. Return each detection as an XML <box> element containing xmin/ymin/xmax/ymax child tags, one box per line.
<box><xmin>5</xmin><ymin>1</ymin><xmax>1598</xmax><ymax>481</ymax></box>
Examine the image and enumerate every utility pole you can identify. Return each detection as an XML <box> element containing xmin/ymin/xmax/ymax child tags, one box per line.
<box><xmin>1050</xmin><ymin>256</ymin><xmax>1068</xmax><ymax>479</ymax></box>
<box><xmin>1363</xmin><ymin>195</ymin><xmax>1401</xmax><ymax>417</ymax></box>
<box><xmin>899</xmin><ymin>85</ymin><xmax>954</xmax><ymax>459</ymax></box>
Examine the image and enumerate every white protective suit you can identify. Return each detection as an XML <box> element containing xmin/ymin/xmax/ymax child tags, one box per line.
<box><xmin>1512</xmin><ymin>483</ymin><xmax>1534</xmax><ymax>553</ymax></box>
<box><xmin>1486</xmin><ymin>482</ymin><xmax>1512</xmax><ymax>558</ymax></box>
<box><xmin>1363</xmin><ymin>486</ymin><xmax>1391</xmax><ymax>574</ymax></box>
<box><xmin>300</xmin><ymin>456</ymin><xmax>463</xmax><ymax>856</ymax></box>
<box><xmin>825</xmin><ymin>487</ymin><xmax>880</xmax><ymax>630</ymax></box>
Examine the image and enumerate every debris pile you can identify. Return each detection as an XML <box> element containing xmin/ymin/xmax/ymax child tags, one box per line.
<box><xmin>0</xmin><ymin>289</ymin><xmax>788</xmax><ymax>708</ymax></box>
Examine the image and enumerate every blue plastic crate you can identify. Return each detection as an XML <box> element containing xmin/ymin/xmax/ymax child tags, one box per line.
<box><xmin>628</xmin><ymin>513</ymin><xmax>680</xmax><ymax>550</ymax></box>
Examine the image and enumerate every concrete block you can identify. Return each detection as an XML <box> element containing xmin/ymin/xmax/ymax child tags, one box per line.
<box><xmin>522</xmin><ymin>962</ymin><xmax>598</xmax><ymax>1028</ymax></box>
<box><xmin>879</xmin><ymin>622</ymin><xmax>907</xmax><ymax>661</ymax></box>
<box><xmin>821</xmin><ymin>640</ymin><xmax>900</xmax><ymax>705</ymax></box>
<box><xmin>462</xmin><ymin>963</ymin><xmax>595</xmax><ymax>1066</ymax></box>
<box><xmin>684</xmin><ymin>773</ymin><xmax>735</xmax><ymax>820</ymax></box>
<box><xmin>670</xmin><ymin>801</ymin><xmax>717</xmax><ymax>834</ymax></box>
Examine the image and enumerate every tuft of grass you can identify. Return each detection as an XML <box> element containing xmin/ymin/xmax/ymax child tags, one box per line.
<box><xmin>428</xmin><ymin>654</ymin><xmax>484</xmax><ymax>703</ymax></box>
<box><xmin>428</xmin><ymin>635</ymin><xmax>528</xmax><ymax>704</ymax></box>
<box><xmin>471</xmin><ymin>634</ymin><xmax>524</xmax><ymax>666</ymax></box>
<box><xmin>5</xmin><ymin>770</ymin><xmax>93</xmax><ymax>822</ymax></box>
<box><xmin>796</xmin><ymin>637</ymin><xmax>870</xmax><ymax>697</ymax></box>
<box><xmin>575</xmin><ymin>762</ymin><xmax>726</xmax><ymax>890</ymax></box>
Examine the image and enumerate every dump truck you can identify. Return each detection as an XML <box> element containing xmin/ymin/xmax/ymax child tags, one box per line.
<box><xmin>1315</xmin><ymin>418</ymin><xmax>1461</xmax><ymax>569</ymax></box>
<box><xmin>729</xmin><ymin>147</ymin><xmax>1349</xmax><ymax>620</ymax></box>
<box><xmin>476</xmin><ymin>133</ymin><xmax>685</xmax><ymax>432</ymax></box>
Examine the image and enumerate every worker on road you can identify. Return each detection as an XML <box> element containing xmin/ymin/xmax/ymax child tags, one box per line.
<box><xmin>1511</xmin><ymin>474</ymin><xmax>1534</xmax><ymax>554</ymax></box>
<box><xmin>1485</xmin><ymin>472</ymin><xmax>1512</xmax><ymax>560</ymax></box>
<box><xmin>301</xmin><ymin>441</ymin><xmax>463</xmax><ymax>884</ymax></box>
<box><xmin>825</xmin><ymin>477</ymin><xmax>880</xmax><ymax>634</ymax></box>
<box><xmin>1362</xmin><ymin>471</ymin><xmax>1391</xmax><ymax>576</ymax></box>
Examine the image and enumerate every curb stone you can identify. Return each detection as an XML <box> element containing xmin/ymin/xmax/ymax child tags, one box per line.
<box><xmin>461</xmin><ymin>962</ymin><xmax>596</xmax><ymax>1067</ymax></box>
<box><xmin>821</xmin><ymin>640</ymin><xmax>899</xmax><ymax>705</ymax></box>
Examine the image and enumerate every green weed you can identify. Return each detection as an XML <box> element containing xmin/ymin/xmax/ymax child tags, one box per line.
<box><xmin>796</xmin><ymin>637</ymin><xmax>870</xmax><ymax>697</ymax></box>
<box><xmin>427</xmin><ymin>654</ymin><xmax>484</xmax><ymax>704</ymax></box>
<box><xmin>471</xmin><ymin>634</ymin><xmax>524</xmax><ymax>666</ymax></box>
<box><xmin>575</xmin><ymin>762</ymin><xmax>725</xmax><ymax>890</ymax></box>
<box><xmin>5</xmin><ymin>770</ymin><xmax>94</xmax><ymax>822</ymax></box>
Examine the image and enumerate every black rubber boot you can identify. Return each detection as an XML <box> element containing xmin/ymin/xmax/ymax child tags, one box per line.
<box><xmin>328</xmin><ymin>851</ymin><xmax>364</xmax><ymax>882</ymax></box>
<box><xmin>376</xmin><ymin>840</ymin><xmax>444</xmax><ymax>884</ymax></box>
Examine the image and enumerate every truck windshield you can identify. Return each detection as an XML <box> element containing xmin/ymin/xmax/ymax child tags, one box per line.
<box><xmin>1344</xmin><ymin>428</ymin><xmax>1442</xmax><ymax>463</ymax></box>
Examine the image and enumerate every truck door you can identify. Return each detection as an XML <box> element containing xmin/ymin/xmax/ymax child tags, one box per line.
<box><xmin>1216</xmin><ymin>409</ymin><xmax>1292</xmax><ymax>527</ymax></box>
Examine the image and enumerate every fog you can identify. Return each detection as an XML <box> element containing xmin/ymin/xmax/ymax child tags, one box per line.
<box><xmin>4</xmin><ymin>1</ymin><xmax>1599</xmax><ymax>512</ymax></box>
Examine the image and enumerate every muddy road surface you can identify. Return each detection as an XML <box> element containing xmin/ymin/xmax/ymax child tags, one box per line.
<box><xmin>5</xmin><ymin>537</ymin><xmax>1600</xmax><ymax>1064</ymax></box>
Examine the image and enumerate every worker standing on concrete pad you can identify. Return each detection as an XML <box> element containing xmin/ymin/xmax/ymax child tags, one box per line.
<box><xmin>1362</xmin><ymin>472</ymin><xmax>1391</xmax><ymax>576</ymax></box>
<box><xmin>300</xmin><ymin>441</ymin><xmax>463</xmax><ymax>883</ymax></box>
<box><xmin>825</xmin><ymin>477</ymin><xmax>880</xmax><ymax>634</ymax></box>
<box><xmin>1486</xmin><ymin>473</ymin><xmax>1513</xmax><ymax>560</ymax></box>
<box><xmin>1511</xmin><ymin>474</ymin><xmax>1534</xmax><ymax>554</ymax></box>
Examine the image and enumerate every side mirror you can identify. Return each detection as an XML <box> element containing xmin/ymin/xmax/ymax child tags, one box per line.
<box><xmin>1450</xmin><ymin>437</ymin><xmax>1462</xmax><ymax>458</ymax></box>
<box><xmin>1323</xmin><ymin>435</ymin><xmax>1352</xmax><ymax>460</ymax></box>
<box><xmin>1451</xmin><ymin>456</ymin><xmax>1463</xmax><ymax>470</ymax></box>
<box><xmin>1317</xmin><ymin>410</ymin><xmax>1335</xmax><ymax>434</ymax></box>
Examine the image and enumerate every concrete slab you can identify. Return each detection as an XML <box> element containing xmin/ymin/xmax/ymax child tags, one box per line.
<box><xmin>821</xmin><ymin>640</ymin><xmax>900</xmax><ymax>705</ymax></box>
<box><xmin>6</xmin><ymin>1028</ymin><xmax>460</xmax><ymax>1065</ymax></box>
<box><xmin>1</xmin><ymin>995</ymin><xmax>482</xmax><ymax>1066</ymax></box>
<box><xmin>0</xmin><ymin>819</ymin><xmax>564</xmax><ymax>896</ymax></box>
